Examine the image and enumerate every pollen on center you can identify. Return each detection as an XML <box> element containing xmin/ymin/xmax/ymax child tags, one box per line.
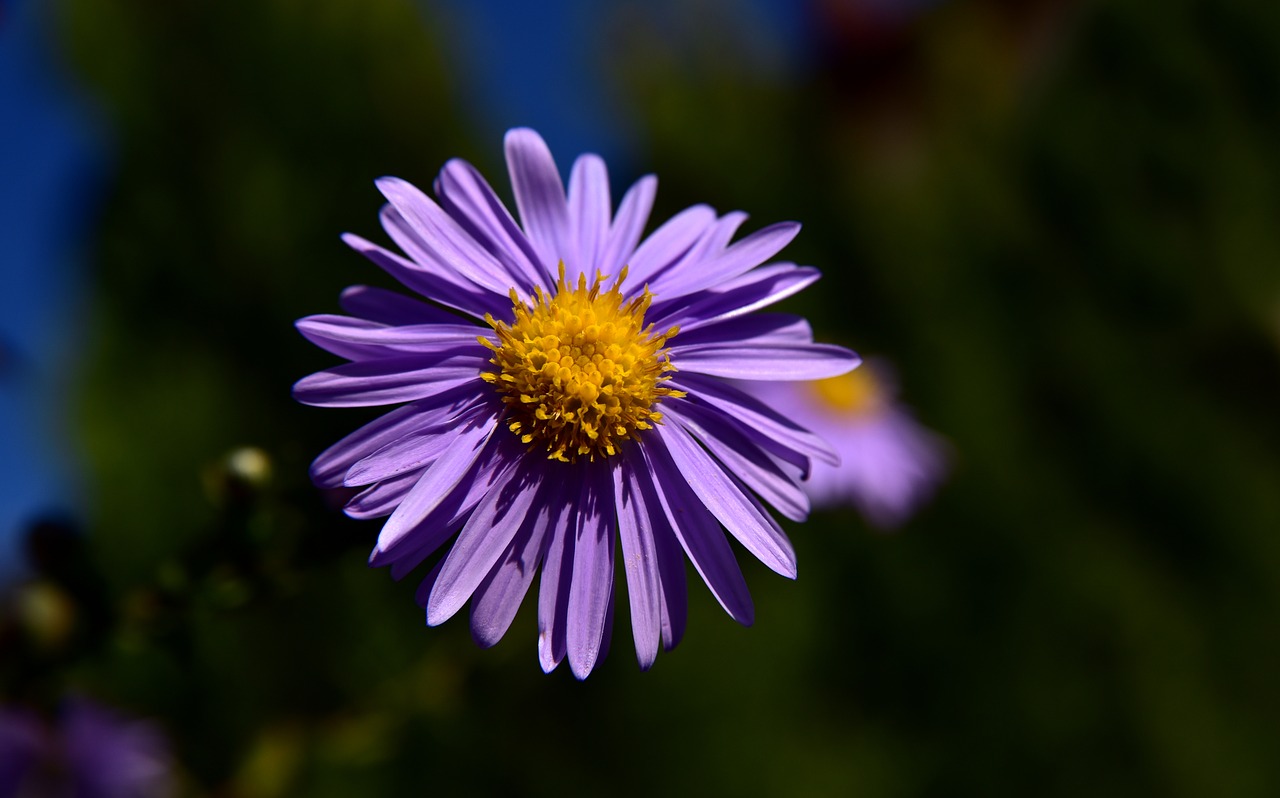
<box><xmin>481</xmin><ymin>264</ymin><xmax>683</xmax><ymax>462</ymax></box>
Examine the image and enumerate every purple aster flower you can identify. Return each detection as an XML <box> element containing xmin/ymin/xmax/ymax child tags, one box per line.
<box><xmin>743</xmin><ymin>360</ymin><xmax>948</xmax><ymax>527</ymax></box>
<box><xmin>294</xmin><ymin>128</ymin><xmax>859</xmax><ymax>677</ymax></box>
<box><xmin>0</xmin><ymin>699</ymin><xmax>172</xmax><ymax>798</ymax></box>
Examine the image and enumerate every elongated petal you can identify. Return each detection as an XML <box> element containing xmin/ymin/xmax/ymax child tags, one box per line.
<box><xmin>659</xmin><ymin>420</ymin><xmax>797</xmax><ymax>578</ymax></box>
<box><xmin>310</xmin><ymin>404</ymin><xmax>426</xmax><ymax>488</ymax></box>
<box><xmin>428</xmin><ymin>465</ymin><xmax>542</xmax><ymax>626</ymax></box>
<box><xmin>614</xmin><ymin>453</ymin><xmax>662</xmax><ymax>670</ymax></box>
<box><xmin>626</xmin><ymin>204</ymin><xmax>716</xmax><ymax>286</ymax></box>
<box><xmin>670</xmin><ymin>373</ymin><xmax>838</xmax><ymax>466</ymax></box>
<box><xmin>636</xmin><ymin>438</ymin><xmax>754</xmax><ymax>625</ymax></box>
<box><xmin>342</xmin><ymin>231</ymin><xmax>494</xmax><ymax>319</ymax></box>
<box><xmin>377</xmin><ymin>205</ymin><xmax>476</xmax><ymax>293</ymax></box>
<box><xmin>568</xmin><ymin>153</ymin><xmax>611</xmax><ymax>280</ymax></box>
<box><xmin>435</xmin><ymin>158</ymin><xmax>549</xmax><ymax>292</ymax></box>
<box><xmin>599</xmin><ymin>175</ymin><xmax>656</xmax><ymax>278</ymax></box>
<box><xmin>652</xmin><ymin>487</ymin><xmax>689</xmax><ymax>651</ymax></box>
<box><xmin>567</xmin><ymin>468</ymin><xmax>615</xmax><ymax>679</ymax></box>
<box><xmin>504</xmin><ymin>128</ymin><xmax>572</xmax><ymax>279</ymax></box>
<box><xmin>338</xmin><ymin>285</ymin><xmax>461</xmax><ymax>326</ymax></box>
<box><xmin>374</xmin><ymin>409</ymin><xmax>498</xmax><ymax>552</ymax></box>
<box><xmin>344</xmin><ymin>430</ymin><xmax>451</xmax><ymax>487</ymax></box>
<box><xmin>370</xmin><ymin>433</ymin><xmax>522</xmax><ymax>570</ymax></box>
<box><xmin>413</xmin><ymin>558</ymin><xmax>445</xmax><ymax>609</ymax></box>
<box><xmin>665</xmin><ymin>399</ymin><xmax>809</xmax><ymax>522</ymax></box>
<box><xmin>469</xmin><ymin>478</ymin><xmax>561</xmax><ymax>647</ymax></box>
<box><xmin>668</xmin><ymin>313</ymin><xmax>812</xmax><ymax>349</ymax></box>
<box><xmin>296</xmin><ymin>316</ymin><xmax>488</xmax><ymax>361</ymax></box>
<box><xmin>651</xmin><ymin>221</ymin><xmax>799</xmax><ymax>299</ymax></box>
<box><xmin>654</xmin><ymin>263</ymin><xmax>821</xmax><ymax>331</ymax></box>
<box><xmin>292</xmin><ymin>353</ymin><xmax>488</xmax><ymax>407</ymax></box>
<box><xmin>537</xmin><ymin>486</ymin><xmax>577</xmax><ymax>673</ymax></box>
<box><xmin>345</xmin><ymin>399</ymin><xmax>491</xmax><ymax>486</ymax></box>
<box><xmin>646</xmin><ymin>211</ymin><xmax>748</xmax><ymax>294</ymax></box>
<box><xmin>672</xmin><ymin>342</ymin><xmax>858</xmax><ymax>381</ymax></box>
<box><xmin>377</xmin><ymin>177</ymin><xmax>523</xmax><ymax>297</ymax></box>
<box><xmin>345</xmin><ymin>470</ymin><xmax>421</xmax><ymax>519</ymax></box>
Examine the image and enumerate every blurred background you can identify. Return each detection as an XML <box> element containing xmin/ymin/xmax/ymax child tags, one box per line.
<box><xmin>3</xmin><ymin>0</ymin><xmax>1280</xmax><ymax>794</ymax></box>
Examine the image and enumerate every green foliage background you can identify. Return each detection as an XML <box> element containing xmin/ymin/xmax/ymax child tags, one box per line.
<box><xmin>8</xmin><ymin>0</ymin><xmax>1280</xmax><ymax>794</ymax></box>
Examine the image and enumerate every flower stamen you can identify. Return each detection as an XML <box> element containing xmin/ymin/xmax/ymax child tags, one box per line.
<box><xmin>481</xmin><ymin>264</ymin><xmax>683</xmax><ymax>462</ymax></box>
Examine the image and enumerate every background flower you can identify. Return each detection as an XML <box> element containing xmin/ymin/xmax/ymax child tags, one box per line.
<box><xmin>743</xmin><ymin>360</ymin><xmax>948</xmax><ymax>527</ymax></box>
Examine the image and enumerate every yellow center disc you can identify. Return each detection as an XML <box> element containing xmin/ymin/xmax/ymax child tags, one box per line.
<box><xmin>808</xmin><ymin>368</ymin><xmax>881</xmax><ymax>416</ymax></box>
<box><xmin>481</xmin><ymin>265</ymin><xmax>683</xmax><ymax>462</ymax></box>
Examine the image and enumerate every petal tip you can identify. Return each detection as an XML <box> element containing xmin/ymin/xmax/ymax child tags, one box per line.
<box><xmin>569</xmin><ymin>652</ymin><xmax>597</xmax><ymax>681</ymax></box>
<box><xmin>537</xmin><ymin>633</ymin><xmax>561</xmax><ymax>674</ymax></box>
<box><xmin>504</xmin><ymin>126</ymin><xmax>546</xmax><ymax>149</ymax></box>
<box><xmin>471</xmin><ymin>620</ymin><xmax>504</xmax><ymax>650</ymax></box>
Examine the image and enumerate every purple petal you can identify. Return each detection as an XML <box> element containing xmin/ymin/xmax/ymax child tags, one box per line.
<box><xmin>345</xmin><ymin>432</ymin><xmax>451</xmax><ymax>487</ymax></box>
<box><xmin>291</xmin><ymin>353</ymin><xmax>488</xmax><ymax>408</ymax></box>
<box><xmin>310</xmin><ymin>403</ymin><xmax>431</xmax><ymax>488</ymax></box>
<box><xmin>345</xmin><ymin>399</ymin><xmax>492</xmax><ymax>486</ymax></box>
<box><xmin>434</xmin><ymin>158</ymin><xmax>550</xmax><ymax>292</ymax></box>
<box><xmin>669</xmin><ymin>373</ymin><xmax>839</xmax><ymax>466</ymax></box>
<box><xmin>567</xmin><ymin>467</ymin><xmax>615</xmax><ymax>679</ymax></box>
<box><xmin>599</xmin><ymin>175</ymin><xmax>656</xmax><ymax>278</ymax></box>
<box><xmin>568</xmin><ymin>153</ymin><xmax>611</xmax><ymax>280</ymax></box>
<box><xmin>651</xmin><ymin>220</ymin><xmax>799</xmax><ymax>299</ymax></box>
<box><xmin>427</xmin><ymin>464</ymin><xmax>542</xmax><ymax>626</ymax></box>
<box><xmin>469</xmin><ymin>477</ymin><xmax>562</xmax><ymax>648</ymax></box>
<box><xmin>338</xmin><ymin>285</ymin><xmax>461</xmax><ymax>326</ymax></box>
<box><xmin>613</xmin><ymin>452</ymin><xmax>662</xmax><ymax>670</ymax></box>
<box><xmin>653</xmin><ymin>263</ymin><xmax>821</xmax><ymax>331</ymax></box>
<box><xmin>342</xmin><ymin>231</ymin><xmax>494</xmax><ymax>320</ymax></box>
<box><xmin>641</xmin><ymin>211</ymin><xmax>747</xmax><ymax>294</ymax></box>
<box><xmin>374</xmin><ymin>409</ymin><xmax>499</xmax><ymax>552</ymax></box>
<box><xmin>636</xmin><ymin>438</ymin><xmax>754</xmax><ymax>625</ymax></box>
<box><xmin>668</xmin><ymin>313</ymin><xmax>812</xmax><ymax>350</ymax></box>
<box><xmin>309</xmin><ymin>381</ymin><xmax>488</xmax><ymax>487</ymax></box>
<box><xmin>598</xmin><ymin>586</ymin><xmax>616</xmax><ymax>667</ymax></box>
<box><xmin>371</xmin><ymin>434</ymin><xmax>523</xmax><ymax>571</ymax></box>
<box><xmin>671</xmin><ymin>342</ymin><xmax>859</xmax><ymax>381</ymax></box>
<box><xmin>377</xmin><ymin>206</ymin><xmax>477</xmax><ymax>293</ymax></box>
<box><xmin>625</xmin><ymin>204</ymin><xmax>716</xmax><ymax>287</ymax></box>
<box><xmin>296</xmin><ymin>315</ymin><xmax>489</xmax><ymax>361</ymax></box>
<box><xmin>537</xmin><ymin>477</ymin><xmax>578</xmax><ymax>673</ymax></box>
<box><xmin>665</xmin><ymin>399</ymin><xmax>809</xmax><ymax>522</ymax></box>
<box><xmin>652</xmin><ymin>491</ymin><xmax>688</xmax><ymax>651</ymax></box>
<box><xmin>375</xmin><ymin>177</ymin><xmax>528</xmax><ymax>298</ymax></box>
<box><xmin>658</xmin><ymin>420</ymin><xmax>798</xmax><ymax>578</ymax></box>
<box><xmin>414</xmin><ymin>558</ymin><xmax>445</xmax><ymax>608</ymax></box>
<box><xmin>345</xmin><ymin>470</ymin><xmax>421</xmax><ymax>519</ymax></box>
<box><xmin>503</xmin><ymin>128</ymin><xmax>572</xmax><ymax>280</ymax></box>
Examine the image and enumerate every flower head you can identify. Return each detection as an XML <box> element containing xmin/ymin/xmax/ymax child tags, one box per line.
<box><xmin>744</xmin><ymin>360</ymin><xmax>948</xmax><ymax>527</ymax></box>
<box><xmin>294</xmin><ymin>128</ymin><xmax>859</xmax><ymax>677</ymax></box>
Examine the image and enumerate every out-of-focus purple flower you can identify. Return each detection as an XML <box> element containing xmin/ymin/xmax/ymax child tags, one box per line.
<box><xmin>294</xmin><ymin>128</ymin><xmax>859</xmax><ymax>678</ymax></box>
<box><xmin>745</xmin><ymin>361</ymin><xmax>947</xmax><ymax>527</ymax></box>
<box><xmin>0</xmin><ymin>699</ymin><xmax>171</xmax><ymax>798</ymax></box>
